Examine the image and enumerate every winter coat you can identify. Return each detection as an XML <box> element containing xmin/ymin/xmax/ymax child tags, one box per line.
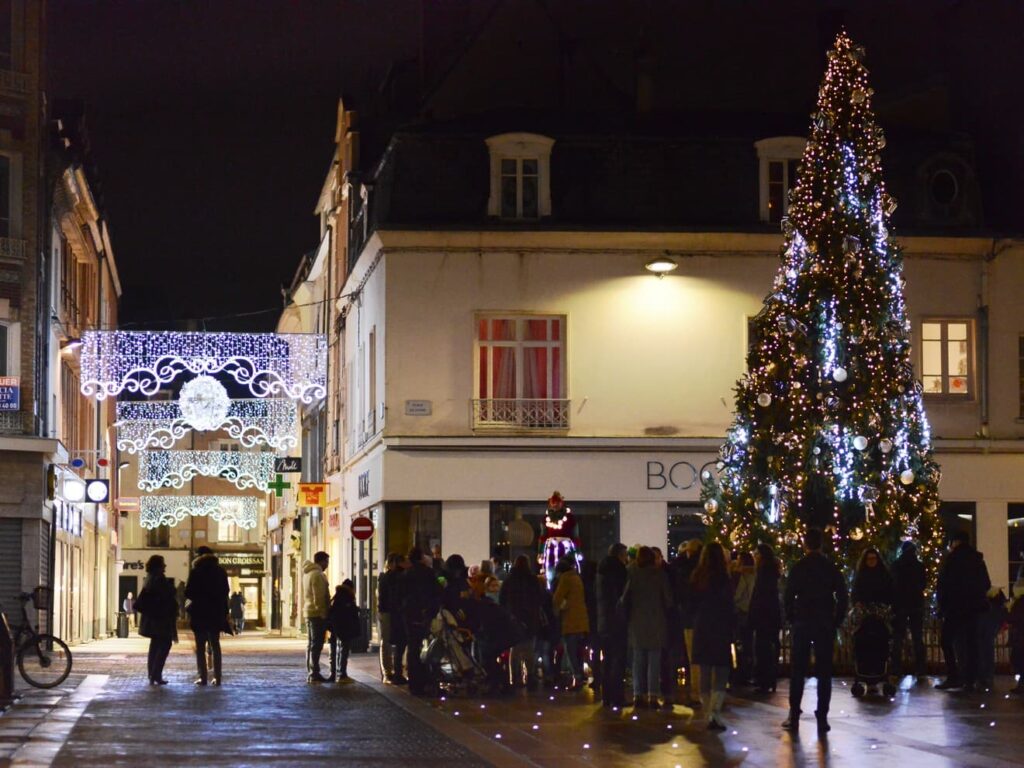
<box><xmin>748</xmin><ymin>563</ymin><xmax>782</xmax><ymax>632</ymax></box>
<box><xmin>852</xmin><ymin>564</ymin><xmax>894</xmax><ymax>606</ymax></box>
<box><xmin>136</xmin><ymin>574</ymin><xmax>178</xmax><ymax>640</ymax></box>
<box><xmin>937</xmin><ymin>544</ymin><xmax>991</xmax><ymax>618</ymax></box>
<box><xmin>692</xmin><ymin>578</ymin><xmax>735</xmax><ymax>667</ymax></box>
<box><xmin>499</xmin><ymin>568</ymin><xmax>545</xmax><ymax>635</ymax></box>
<box><xmin>891</xmin><ymin>550</ymin><xmax>927</xmax><ymax>613</ymax></box>
<box><xmin>377</xmin><ymin>569</ymin><xmax>399</xmax><ymax>614</ymax></box>
<box><xmin>229</xmin><ymin>593</ymin><xmax>245</xmax><ymax>619</ymax></box>
<box><xmin>733</xmin><ymin>568</ymin><xmax>756</xmax><ymax>615</ymax></box>
<box><xmin>400</xmin><ymin>562</ymin><xmax>442</xmax><ymax>631</ymax></box>
<box><xmin>302</xmin><ymin>560</ymin><xmax>330</xmax><ymax>620</ymax></box>
<box><xmin>784</xmin><ymin>551</ymin><xmax>848</xmax><ymax>628</ymax></box>
<box><xmin>620</xmin><ymin>564</ymin><xmax>672</xmax><ymax>651</ymax></box>
<box><xmin>673</xmin><ymin>554</ymin><xmax>699</xmax><ymax>629</ymax></box>
<box><xmin>329</xmin><ymin>586</ymin><xmax>362</xmax><ymax>641</ymax></box>
<box><xmin>595</xmin><ymin>555</ymin><xmax>628</xmax><ymax>638</ymax></box>
<box><xmin>552</xmin><ymin>569</ymin><xmax>590</xmax><ymax>636</ymax></box>
<box><xmin>185</xmin><ymin>554</ymin><xmax>230</xmax><ymax>633</ymax></box>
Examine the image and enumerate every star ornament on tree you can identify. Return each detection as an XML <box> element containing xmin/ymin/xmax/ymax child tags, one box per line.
<box><xmin>701</xmin><ymin>31</ymin><xmax>943</xmax><ymax>580</ymax></box>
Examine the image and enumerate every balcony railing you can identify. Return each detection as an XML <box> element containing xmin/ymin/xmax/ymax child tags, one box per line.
<box><xmin>0</xmin><ymin>237</ymin><xmax>26</xmax><ymax>263</ymax></box>
<box><xmin>0</xmin><ymin>410</ymin><xmax>30</xmax><ymax>435</ymax></box>
<box><xmin>472</xmin><ymin>399</ymin><xmax>570</xmax><ymax>430</ymax></box>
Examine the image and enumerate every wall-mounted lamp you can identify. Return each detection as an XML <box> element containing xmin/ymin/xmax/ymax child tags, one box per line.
<box><xmin>60</xmin><ymin>338</ymin><xmax>83</xmax><ymax>355</ymax></box>
<box><xmin>644</xmin><ymin>256</ymin><xmax>678</xmax><ymax>278</ymax></box>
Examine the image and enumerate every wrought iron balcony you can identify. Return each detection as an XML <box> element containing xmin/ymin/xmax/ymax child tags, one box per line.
<box><xmin>0</xmin><ymin>237</ymin><xmax>26</xmax><ymax>263</ymax></box>
<box><xmin>0</xmin><ymin>410</ymin><xmax>30</xmax><ymax>435</ymax></box>
<box><xmin>472</xmin><ymin>399</ymin><xmax>570</xmax><ymax>430</ymax></box>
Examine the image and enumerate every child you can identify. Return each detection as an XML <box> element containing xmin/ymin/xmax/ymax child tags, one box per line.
<box><xmin>328</xmin><ymin>580</ymin><xmax>362</xmax><ymax>683</ymax></box>
<box><xmin>1010</xmin><ymin>578</ymin><xmax>1024</xmax><ymax>694</ymax></box>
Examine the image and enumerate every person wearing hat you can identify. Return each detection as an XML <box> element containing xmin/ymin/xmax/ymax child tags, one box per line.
<box><xmin>538</xmin><ymin>491</ymin><xmax>581</xmax><ymax>588</ymax></box>
<box><xmin>890</xmin><ymin>541</ymin><xmax>928</xmax><ymax>681</ymax></box>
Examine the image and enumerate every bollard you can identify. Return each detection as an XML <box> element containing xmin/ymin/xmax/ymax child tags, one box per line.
<box><xmin>0</xmin><ymin>609</ymin><xmax>14</xmax><ymax>707</ymax></box>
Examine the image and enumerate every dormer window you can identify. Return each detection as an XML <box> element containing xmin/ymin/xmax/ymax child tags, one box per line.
<box><xmin>486</xmin><ymin>133</ymin><xmax>554</xmax><ymax>220</ymax></box>
<box><xmin>755</xmin><ymin>137</ymin><xmax>806</xmax><ymax>224</ymax></box>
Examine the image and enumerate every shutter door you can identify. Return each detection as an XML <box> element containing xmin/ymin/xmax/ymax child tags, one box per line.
<box><xmin>0</xmin><ymin>517</ymin><xmax>23</xmax><ymax>615</ymax></box>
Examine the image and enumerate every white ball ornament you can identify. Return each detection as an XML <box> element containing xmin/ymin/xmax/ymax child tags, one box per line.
<box><xmin>853</xmin><ymin>435</ymin><xmax>868</xmax><ymax>451</ymax></box>
<box><xmin>879</xmin><ymin>438</ymin><xmax>893</xmax><ymax>454</ymax></box>
<box><xmin>832</xmin><ymin>366</ymin><xmax>848</xmax><ymax>383</ymax></box>
<box><xmin>757</xmin><ymin>392</ymin><xmax>772</xmax><ymax>407</ymax></box>
<box><xmin>178</xmin><ymin>375</ymin><xmax>231</xmax><ymax>431</ymax></box>
<box><xmin>900</xmin><ymin>469</ymin><xmax>915</xmax><ymax>485</ymax></box>
<box><xmin>700</xmin><ymin>469</ymin><xmax>712</xmax><ymax>482</ymax></box>
<box><xmin>850</xmin><ymin>527</ymin><xmax>865</xmax><ymax>541</ymax></box>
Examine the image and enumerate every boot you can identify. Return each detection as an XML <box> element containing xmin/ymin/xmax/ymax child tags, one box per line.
<box><xmin>781</xmin><ymin>711</ymin><xmax>799</xmax><ymax>731</ymax></box>
<box><xmin>815</xmin><ymin>711</ymin><xmax>830</xmax><ymax>734</ymax></box>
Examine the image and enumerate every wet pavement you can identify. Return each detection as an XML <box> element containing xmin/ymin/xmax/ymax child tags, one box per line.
<box><xmin>0</xmin><ymin>633</ymin><xmax>1022</xmax><ymax>767</ymax></box>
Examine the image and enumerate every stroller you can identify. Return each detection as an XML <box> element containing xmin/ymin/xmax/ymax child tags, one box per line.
<box><xmin>421</xmin><ymin>608</ymin><xmax>488</xmax><ymax>695</ymax></box>
<box><xmin>850</xmin><ymin>604</ymin><xmax>897</xmax><ymax>698</ymax></box>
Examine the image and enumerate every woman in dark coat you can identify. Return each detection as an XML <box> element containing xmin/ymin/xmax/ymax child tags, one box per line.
<box><xmin>328</xmin><ymin>580</ymin><xmax>362</xmax><ymax>682</ymax></box>
<box><xmin>136</xmin><ymin>555</ymin><xmax>178</xmax><ymax>685</ymax></box>
<box><xmin>619</xmin><ymin>546</ymin><xmax>673</xmax><ymax>708</ymax></box>
<box><xmin>499</xmin><ymin>555</ymin><xmax>545</xmax><ymax>688</ymax></box>
<box><xmin>748</xmin><ymin>543</ymin><xmax>782</xmax><ymax>693</ymax></box>
<box><xmin>690</xmin><ymin>542</ymin><xmax>734</xmax><ymax>731</ymax></box>
<box><xmin>852</xmin><ymin>547</ymin><xmax>894</xmax><ymax>607</ymax></box>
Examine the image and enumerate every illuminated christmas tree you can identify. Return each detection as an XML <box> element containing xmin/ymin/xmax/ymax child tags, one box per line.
<box><xmin>701</xmin><ymin>31</ymin><xmax>942</xmax><ymax>577</ymax></box>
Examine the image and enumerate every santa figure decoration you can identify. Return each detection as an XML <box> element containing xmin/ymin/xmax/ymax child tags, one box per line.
<box><xmin>539</xmin><ymin>491</ymin><xmax>582</xmax><ymax>586</ymax></box>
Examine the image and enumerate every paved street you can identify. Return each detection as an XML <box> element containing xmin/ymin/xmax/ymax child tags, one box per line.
<box><xmin>2</xmin><ymin>634</ymin><xmax>1024</xmax><ymax>767</ymax></box>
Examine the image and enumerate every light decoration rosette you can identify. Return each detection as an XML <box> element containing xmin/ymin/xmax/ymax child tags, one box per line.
<box><xmin>137</xmin><ymin>450</ymin><xmax>277</xmax><ymax>492</ymax></box>
<box><xmin>699</xmin><ymin>32</ymin><xmax>942</xmax><ymax>582</ymax></box>
<box><xmin>116</xmin><ymin>397</ymin><xmax>298</xmax><ymax>453</ymax></box>
<box><xmin>80</xmin><ymin>331</ymin><xmax>327</xmax><ymax>403</ymax></box>
<box><xmin>139</xmin><ymin>496</ymin><xmax>258</xmax><ymax>530</ymax></box>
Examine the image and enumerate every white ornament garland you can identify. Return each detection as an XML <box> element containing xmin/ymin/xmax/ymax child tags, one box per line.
<box><xmin>137</xmin><ymin>450</ymin><xmax>276</xmax><ymax>492</ymax></box>
<box><xmin>139</xmin><ymin>495</ymin><xmax>258</xmax><ymax>530</ymax></box>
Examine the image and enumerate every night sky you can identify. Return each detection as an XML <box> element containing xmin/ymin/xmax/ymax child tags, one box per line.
<box><xmin>48</xmin><ymin>2</ymin><xmax>1023</xmax><ymax>331</ymax></box>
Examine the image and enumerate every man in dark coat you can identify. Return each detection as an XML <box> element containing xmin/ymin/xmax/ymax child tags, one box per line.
<box><xmin>782</xmin><ymin>528</ymin><xmax>848</xmax><ymax>734</ymax></box>
<box><xmin>185</xmin><ymin>546</ymin><xmax>230</xmax><ymax>685</ymax></box>
<box><xmin>890</xmin><ymin>541</ymin><xmax>928</xmax><ymax>679</ymax></box>
<box><xmin>674</xmin><ymin>540</ymin><xmax>702</xmax><ymax>707</ymax></box>
<box><xmin>377</xmin><ymin>552</ymin><xmax>408</xmax><ymax>684</ymax></box>
<box><xmin>595</xmin><ymin>543</ymin><xmax>629</xmax><ymax>708</ymax></box>
<box><xmin>400</xmin><ymin>546</ymin><xmax>443</xmax><ymax>695</ymax></box>
<box><xmin>935</xmin><ymin>530</ymin><xmax>991</xmax><ymax>691</ymax></box>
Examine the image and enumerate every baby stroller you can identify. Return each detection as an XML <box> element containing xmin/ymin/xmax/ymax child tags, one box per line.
<box><xmin>850</xmin><ymin>604</ymin><xmax>897</xmax><ymax>698</ymax></box>
<box><xmin>422</xmin><ymin>608</ymin><xmax>488</xmax><ymax>695</ymax></box>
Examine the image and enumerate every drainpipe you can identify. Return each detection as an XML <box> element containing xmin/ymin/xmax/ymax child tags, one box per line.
<box><xmin>93</xmin><ymin>245</ymin><xmax>106</xmax><ymax>639</ymax></box>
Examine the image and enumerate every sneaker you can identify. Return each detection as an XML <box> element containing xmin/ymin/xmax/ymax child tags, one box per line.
<box><xmin>194</xmin><ymin>678</ymin><xmax>208</xmax><ymax>686</ymax></box>
<box><xmin>816</xmin><ymin>714</ymin><xmax>830</xmax><ymax>734</ymax></box>
<box><xmin>934</xmin><ymin>678</ymin><xmax>962</xmax><ymax>690</ymax></box>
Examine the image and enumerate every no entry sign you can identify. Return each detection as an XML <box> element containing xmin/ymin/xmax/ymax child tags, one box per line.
<box><xmin>350</xmin><ymin>516</ymin><xmax>375</xmax><ymax>541</ymax></box>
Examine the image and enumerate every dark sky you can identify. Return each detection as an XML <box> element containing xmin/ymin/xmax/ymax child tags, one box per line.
<box><xmin>49</xmin><ymin>2</ymin><xmax>1024</xmax><ymax>331</ymax></box>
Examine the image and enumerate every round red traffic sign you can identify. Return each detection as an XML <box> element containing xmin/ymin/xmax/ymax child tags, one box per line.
<box><xmin>350</xmin><ymin>516</ymin><xmax>375</xmax><ymax>540</ymax></box>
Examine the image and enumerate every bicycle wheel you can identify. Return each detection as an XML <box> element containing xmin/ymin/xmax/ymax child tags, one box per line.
<box><xmin>17</xmin><ymin>634</ymin><xmax>73</xmax><ymax>688</ymax></box>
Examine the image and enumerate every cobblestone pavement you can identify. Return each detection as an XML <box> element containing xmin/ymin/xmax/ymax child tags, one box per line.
<box><xmin>2</xmin><ymin>633</ymin><xmax>1024</xmax><ymax>767</ymax></box>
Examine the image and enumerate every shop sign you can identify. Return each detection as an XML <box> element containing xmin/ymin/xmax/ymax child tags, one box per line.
<box><xmin>122</xmin><ymin>559</ymin><xmax>146</xmax><ymax>571</ymax></box>
<box><xmin>217</xmin><ymin>552</ymin><xmax>265</xmax><ymax>569</ymax></box>
<box><xmin>298</xmin><ymin>482</ymin><xmax>327</xmax><ymax>507</ymax></box>
<box><xmin>358</xmin><ymin>471</ymin><xmax>370</xmax><ymax>499</ymax></box>
<box><xmin>0</xmin><ymin>376</ymin><xmax>19</xmax><ymax>411</ymax></box>
<box><xmin>646</xmin><ymin>460</ymin><xmax>699</xmax><ymax>490</ymax></box>
<box><xmin>267</xmin><ymin>512</ymin><xmax>280</xmax><ymax>531</ymax></box>
<box><xmin>274</xmin><ymin>456</ymin><xmax>302</xmax><ymax>473</ymax></box>
<box><xmin>327</xmin><ymin>509</ymin><xmax>342</xmax><ymax>532</ymax></box>
<box><xmin>404</xmin><ymin>400</ymin><xmax>432</xmax><ymax>416</ymax></box>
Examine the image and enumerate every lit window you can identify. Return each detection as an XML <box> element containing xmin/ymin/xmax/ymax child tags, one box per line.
<box><xmin>921</xmin><ymin>319</ymin><xmax>972</xmax><ymax>397</ymax></box>
<box><xmin>485</xmin><ymin>133</ymin><xmax>554</xmax><ymax>220</ymax></box>
<box><xmin>755</xmin><ymin>137</ymin><xmax>806</xmax><ymax>224</ymax></box>
<box><xmin>217</xmin><ymin>518</ymin><xmax>240</xmax><ymax>543</ymax></box>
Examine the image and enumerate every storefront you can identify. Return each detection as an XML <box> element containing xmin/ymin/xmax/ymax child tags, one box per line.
<box><xmin>215</xmin><ymin>549</ymin><xmax>266</xmax><ymax>627</ymax></box>
<box><xmin>118</xmin><ymin>548</ymin><xmax>191</xmax><ymax>618</ymax></box>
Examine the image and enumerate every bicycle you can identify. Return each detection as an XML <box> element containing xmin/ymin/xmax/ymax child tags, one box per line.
<box><xmin>2</xmin><ymin>586</ymin><xmax>73</xmax><ymax>688</ymax></box>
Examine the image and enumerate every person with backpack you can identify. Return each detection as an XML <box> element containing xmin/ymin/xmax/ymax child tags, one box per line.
<box><xmin>328</xmin><ymin>580</ymin><xmax>362</xmax><ymax>684</ymax></box>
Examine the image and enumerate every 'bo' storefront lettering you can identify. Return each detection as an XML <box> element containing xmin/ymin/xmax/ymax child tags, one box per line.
<box><xmin>646</xmin><ymin>460</ymin><xmax>699</xmax><ymax>491</ymax></box>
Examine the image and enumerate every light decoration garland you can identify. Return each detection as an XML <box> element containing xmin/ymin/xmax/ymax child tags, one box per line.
<box><xmin>116</xmin><ymin>398</ymin><xmax>298</xmax><ymax>453</ymax></box>
<box><xmin>79</xmin><ymin>331</ymin><xmax>327</xmax><ymax>403</ymax></box>
<box><xmin>137</xmin><ymin>450</ymin><xmax>277</xmax><ymax>492</ymax></box>
<box><xmin>139</xmin><ymin>496</ymin><xmax>258</xmax><ymax>530</ymax></box>
<box><xmin>700</xmin><ymin>31</ymin><xmax>942</xmax><ymax>583</ymax></box>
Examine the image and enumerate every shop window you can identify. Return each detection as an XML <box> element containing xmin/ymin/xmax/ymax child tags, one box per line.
<box><xmin>921</xmin><ymin>319</ymin><xmax>972</xmax><ymax>397</ymax></box>
<box><xmin>217</xmin><ymin>518</ymin><xmax>240</xmax><ymax>543</ymax></box>
<box><xmin>1009</xmin><ymin>504</ymin><xmax>1024</xmax><ymax>587</ymax></box>
<box><xmin>668</xmin><ymin>503</ymin><xmax>706</xmax><ymax>560</ymax></box>
<box><xmin>490</xmin><ymin>501</ymin><xmax>619</xmax><ymax>579</ymax></box>
<box><xmin>384</xmin><ymin>502</ymin><xmax>441</xmax><ymax>561</ymax></box>
<box><xmin>146</xmin><ymin>525</ymin><xmax>170</xmax><ymax>548</ymax></box>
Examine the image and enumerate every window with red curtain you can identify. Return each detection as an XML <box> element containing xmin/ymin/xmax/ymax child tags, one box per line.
<box><xmin>477</xmin><ymin>316</ymin><xmax>564</xmax><ymax>400</ymax></box>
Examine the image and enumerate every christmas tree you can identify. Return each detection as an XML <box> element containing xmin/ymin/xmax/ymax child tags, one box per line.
<box><xmin>701</xmin><ymin>31</ymin><xmax>943</xmax><ymax>578</ymax></box>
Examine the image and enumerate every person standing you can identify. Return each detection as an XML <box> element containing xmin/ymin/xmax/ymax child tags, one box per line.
<box><xmin>1009</xmin><ymin>576</ymin><xmax>1024</xmax><ymax>694</ymax></box>
<box><xmin>302</xmin><ymin>551</ymin><xmax>331</xmax><ymax>683</ymax></box>
<box><xmin>552</xmin><ymin>557</ymin><xmax>590</xmax><ymax>690</ymax></box>
<box><xmin>135</xmin><ymin>555</ymin><xmax>178</xmax><ymax>685</ymax></box>
<box><xmin>499</xmin><ymin>555</ymin><xmax>545</xmax><ymax>689</ymax></box>
<box><xmin>782</xmin><ymin>528</ymin><xmax>848</xmax><ymax>734</ymax></box>
<box><xmin>123</xmin><ymin>592</ymin><xmax>137</xmax><ymax>630</ymax></box>
<box><xmin>890</xmin><ymin>541</ymin><xmax>928</xmax><ymax>680</ymax></box>
<box><xmin>731</xmin><ymin>551</ymin><xmax>756</xmax><ymax>685</ymax></box>
<box><xmin>401</xmin><ymin>546</ymin><xmax>443</xmax><ymax>696</ymax></box>
<box><xmin>328</xmin><ymin>580</ymin><xmax>361</xmax><ymax>683</ymax></box>
<box><xmin>377</xmin><ymin>552</ymin><xmax>407</xmax><ymax>684</ymax></box>
<box><xmin>691</xmin><ymin>542</ymin><xmax>735</xmax><ymax>730</ymax></box>
<box><xmin>676</xmin><ymin>540</ymin><xmax>703</xmax><ymax>707</ymax></box>
<box><xmin>620</xmin><ymin>546</ymin><xmax>673</xmax><ymax>708</ymax></box>
<box><xmin>185</xmin><ymin>546</ymin><xmax>230</xmax><ymax>686</ymax></box>
<box><xmin>229</xmin><ymin>591</ymin><xmax>246</xmax><ymax>635</ymax></box>
<box><xmin>935</xmin><ymin>530</ymin><xmax>991</xmax><ymax>691</ymax></box>
<box><xmin>596</xmin><ymin>543</ymin><xmax>629</xmax><ymax>708</ymax></box>
<box><xmin>748</xmin><ymin>543</ymin><xmax>782</xmax><ymax>693</ymax></box>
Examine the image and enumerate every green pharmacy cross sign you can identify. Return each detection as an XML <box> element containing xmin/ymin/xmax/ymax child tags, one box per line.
<box><xmin>268</xmin><ymin>474</ymin><xmax>292</xmax><ymax>497</ymax></box>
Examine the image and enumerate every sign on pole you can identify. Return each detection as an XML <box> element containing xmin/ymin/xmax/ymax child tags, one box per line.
<box><xmin>298</xmin><ymin>482</ymin><xmax>327</xmax><ymax>507</ymax></box>
<box><xmin>274</xmin><ymin>456</ymin><xmax>302</xmax><ymax>473</ymax></box>
<box><xmin>350</xmin><ymin>516</ymin><xmax>375</xmax><ymax>540</ymax></box>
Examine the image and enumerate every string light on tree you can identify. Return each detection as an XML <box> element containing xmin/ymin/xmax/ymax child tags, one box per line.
<box><xmin>700</xmin><ymin>31</ymin><xmax>942</xmax><ymax>579</ymax></box>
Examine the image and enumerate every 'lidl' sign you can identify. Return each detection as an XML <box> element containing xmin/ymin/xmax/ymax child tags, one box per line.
<box><xmin>0</xmin><ymin>376</ymin><xmax>18</xmax><ymax>411</ymax></box>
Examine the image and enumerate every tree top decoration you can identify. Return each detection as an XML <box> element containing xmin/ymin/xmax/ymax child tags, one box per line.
<box><xmin>701</xmin><ymin>31</ymin><xmax>942</xmax><ymax>577</ymax></box>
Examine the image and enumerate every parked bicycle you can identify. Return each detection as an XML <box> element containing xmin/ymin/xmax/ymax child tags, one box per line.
<box><xmin>2</xmin><ymin>587</ymin><xmax>73</xmax><ymax>688</ymax></box>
